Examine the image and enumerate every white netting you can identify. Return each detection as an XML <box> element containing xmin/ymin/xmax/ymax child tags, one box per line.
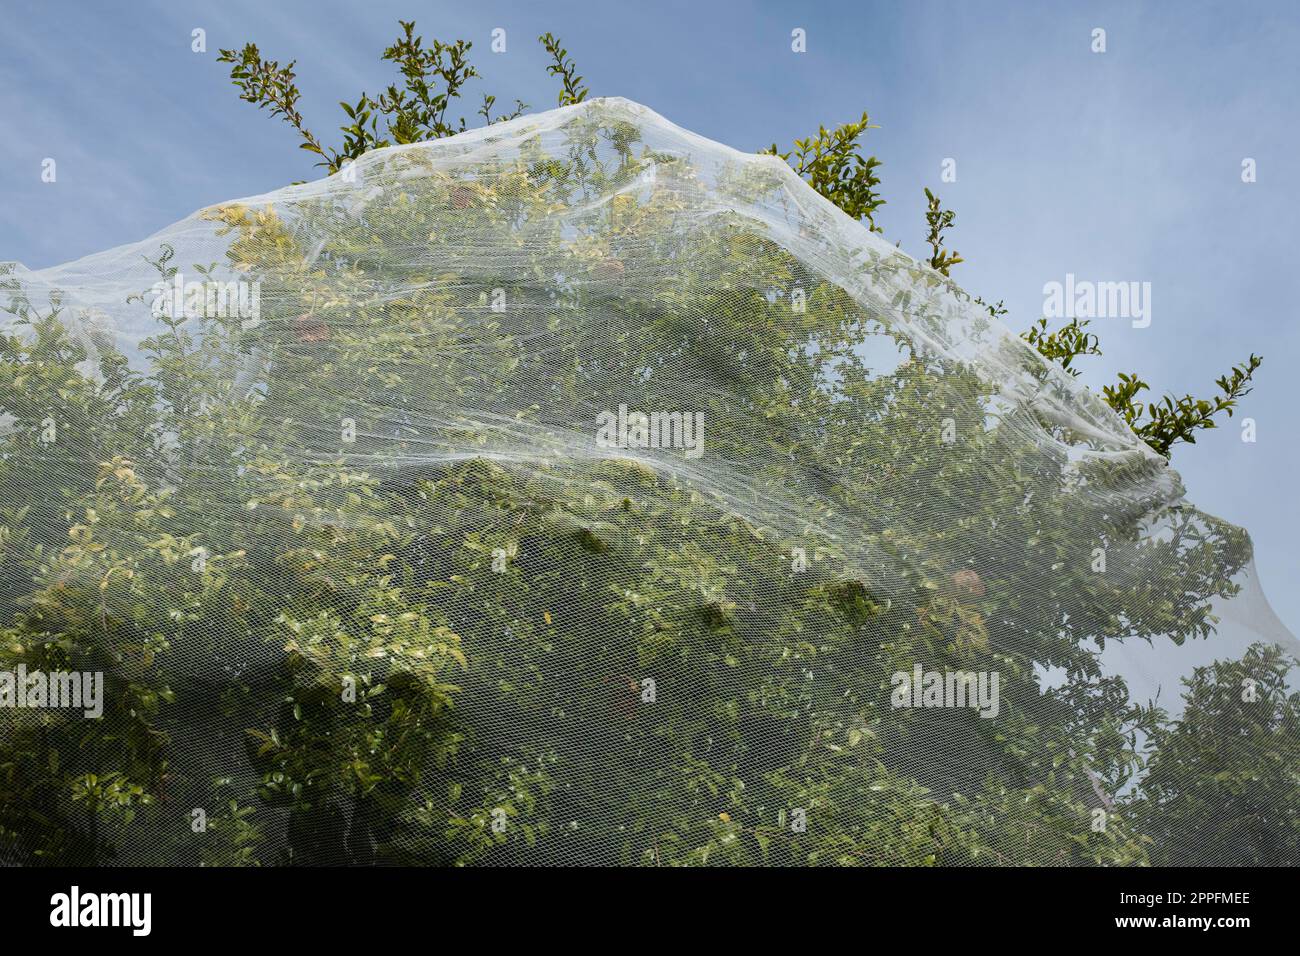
<box><xmin>1</xmin><ymin>98</ymin><xmax>1296</xmax><ymax>866</ymax></box>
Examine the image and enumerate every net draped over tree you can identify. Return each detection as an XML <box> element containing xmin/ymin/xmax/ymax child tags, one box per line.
<box><xmin>1</xmin><ymin>98</ymin><xmax>1296</xmax><ymax>866</ymax></box>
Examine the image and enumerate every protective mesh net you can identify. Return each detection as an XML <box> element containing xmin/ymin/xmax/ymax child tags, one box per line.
<box><xmin>1</xmin><ymin>98</ymin><xmax>1296</xmax><ymax>867</ymax></box>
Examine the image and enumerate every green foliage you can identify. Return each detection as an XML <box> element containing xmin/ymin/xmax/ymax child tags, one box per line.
<box><xmin>0</xmin><ymin>23</ymin><xmax>1286</xmax><ymax>869</ymax></box>
<box><xmin>1018</xmin><ymin>313</ymin><xmax>1263</xmax><ymax>458</ymax></box>
<box><xmin>1022</xmin><ymin>317</ymin><xmax>1101</xmax><ymax>377</ymax></box>
<box><xmin>539</xmin><ymin>32</ymin><xmax>589</xmax><ymax>107</ymax></box>
<box><xmin>374</xmin><ymin>22</ymin><xmax>480</xmax><ymax>143</ymax></box>
<box><xmin>218</xmin><ymin>24</ymin><xmax>567</xmax><ymax>175</ymax></box>
<box><xmin>763</xmin><ymin>113</ymin><xmax>886</xmax><ymax>232</ymax></box>
<box><xmin>217</xmin><ymin>43</ymin><xmax>336</xmax><ymax>171</ymax></box>
<box><xmin>1129</xmin><ymin>643</ymin><xmax>1300</xmax><ymax>865</ymax></box>
<box><xmin>1102</xmin><ymin>355</ymin><xmax>1262</xmax><ymax>458</ymax></box>
<box><xmin>922</xmin><ymin>187</ymin><xmax>964</xmax><ymax>276</ymax></box>
<box><xmin>200</xmin><ymin>795</ymin><xmax>261</xmax><ymax>867</ymax></box>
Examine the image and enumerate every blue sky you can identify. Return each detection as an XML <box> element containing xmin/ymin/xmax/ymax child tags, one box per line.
<box><xmin>2</xmin><ymin>0</ymin><xmax>1297</xmax><ymax>630</ymax></box>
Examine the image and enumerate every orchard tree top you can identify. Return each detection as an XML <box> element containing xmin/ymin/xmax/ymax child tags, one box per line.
<box><xmin>217</xmin><ymin>21</ymin><xmax>1261</xmax><ymax>461</ymax></box>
